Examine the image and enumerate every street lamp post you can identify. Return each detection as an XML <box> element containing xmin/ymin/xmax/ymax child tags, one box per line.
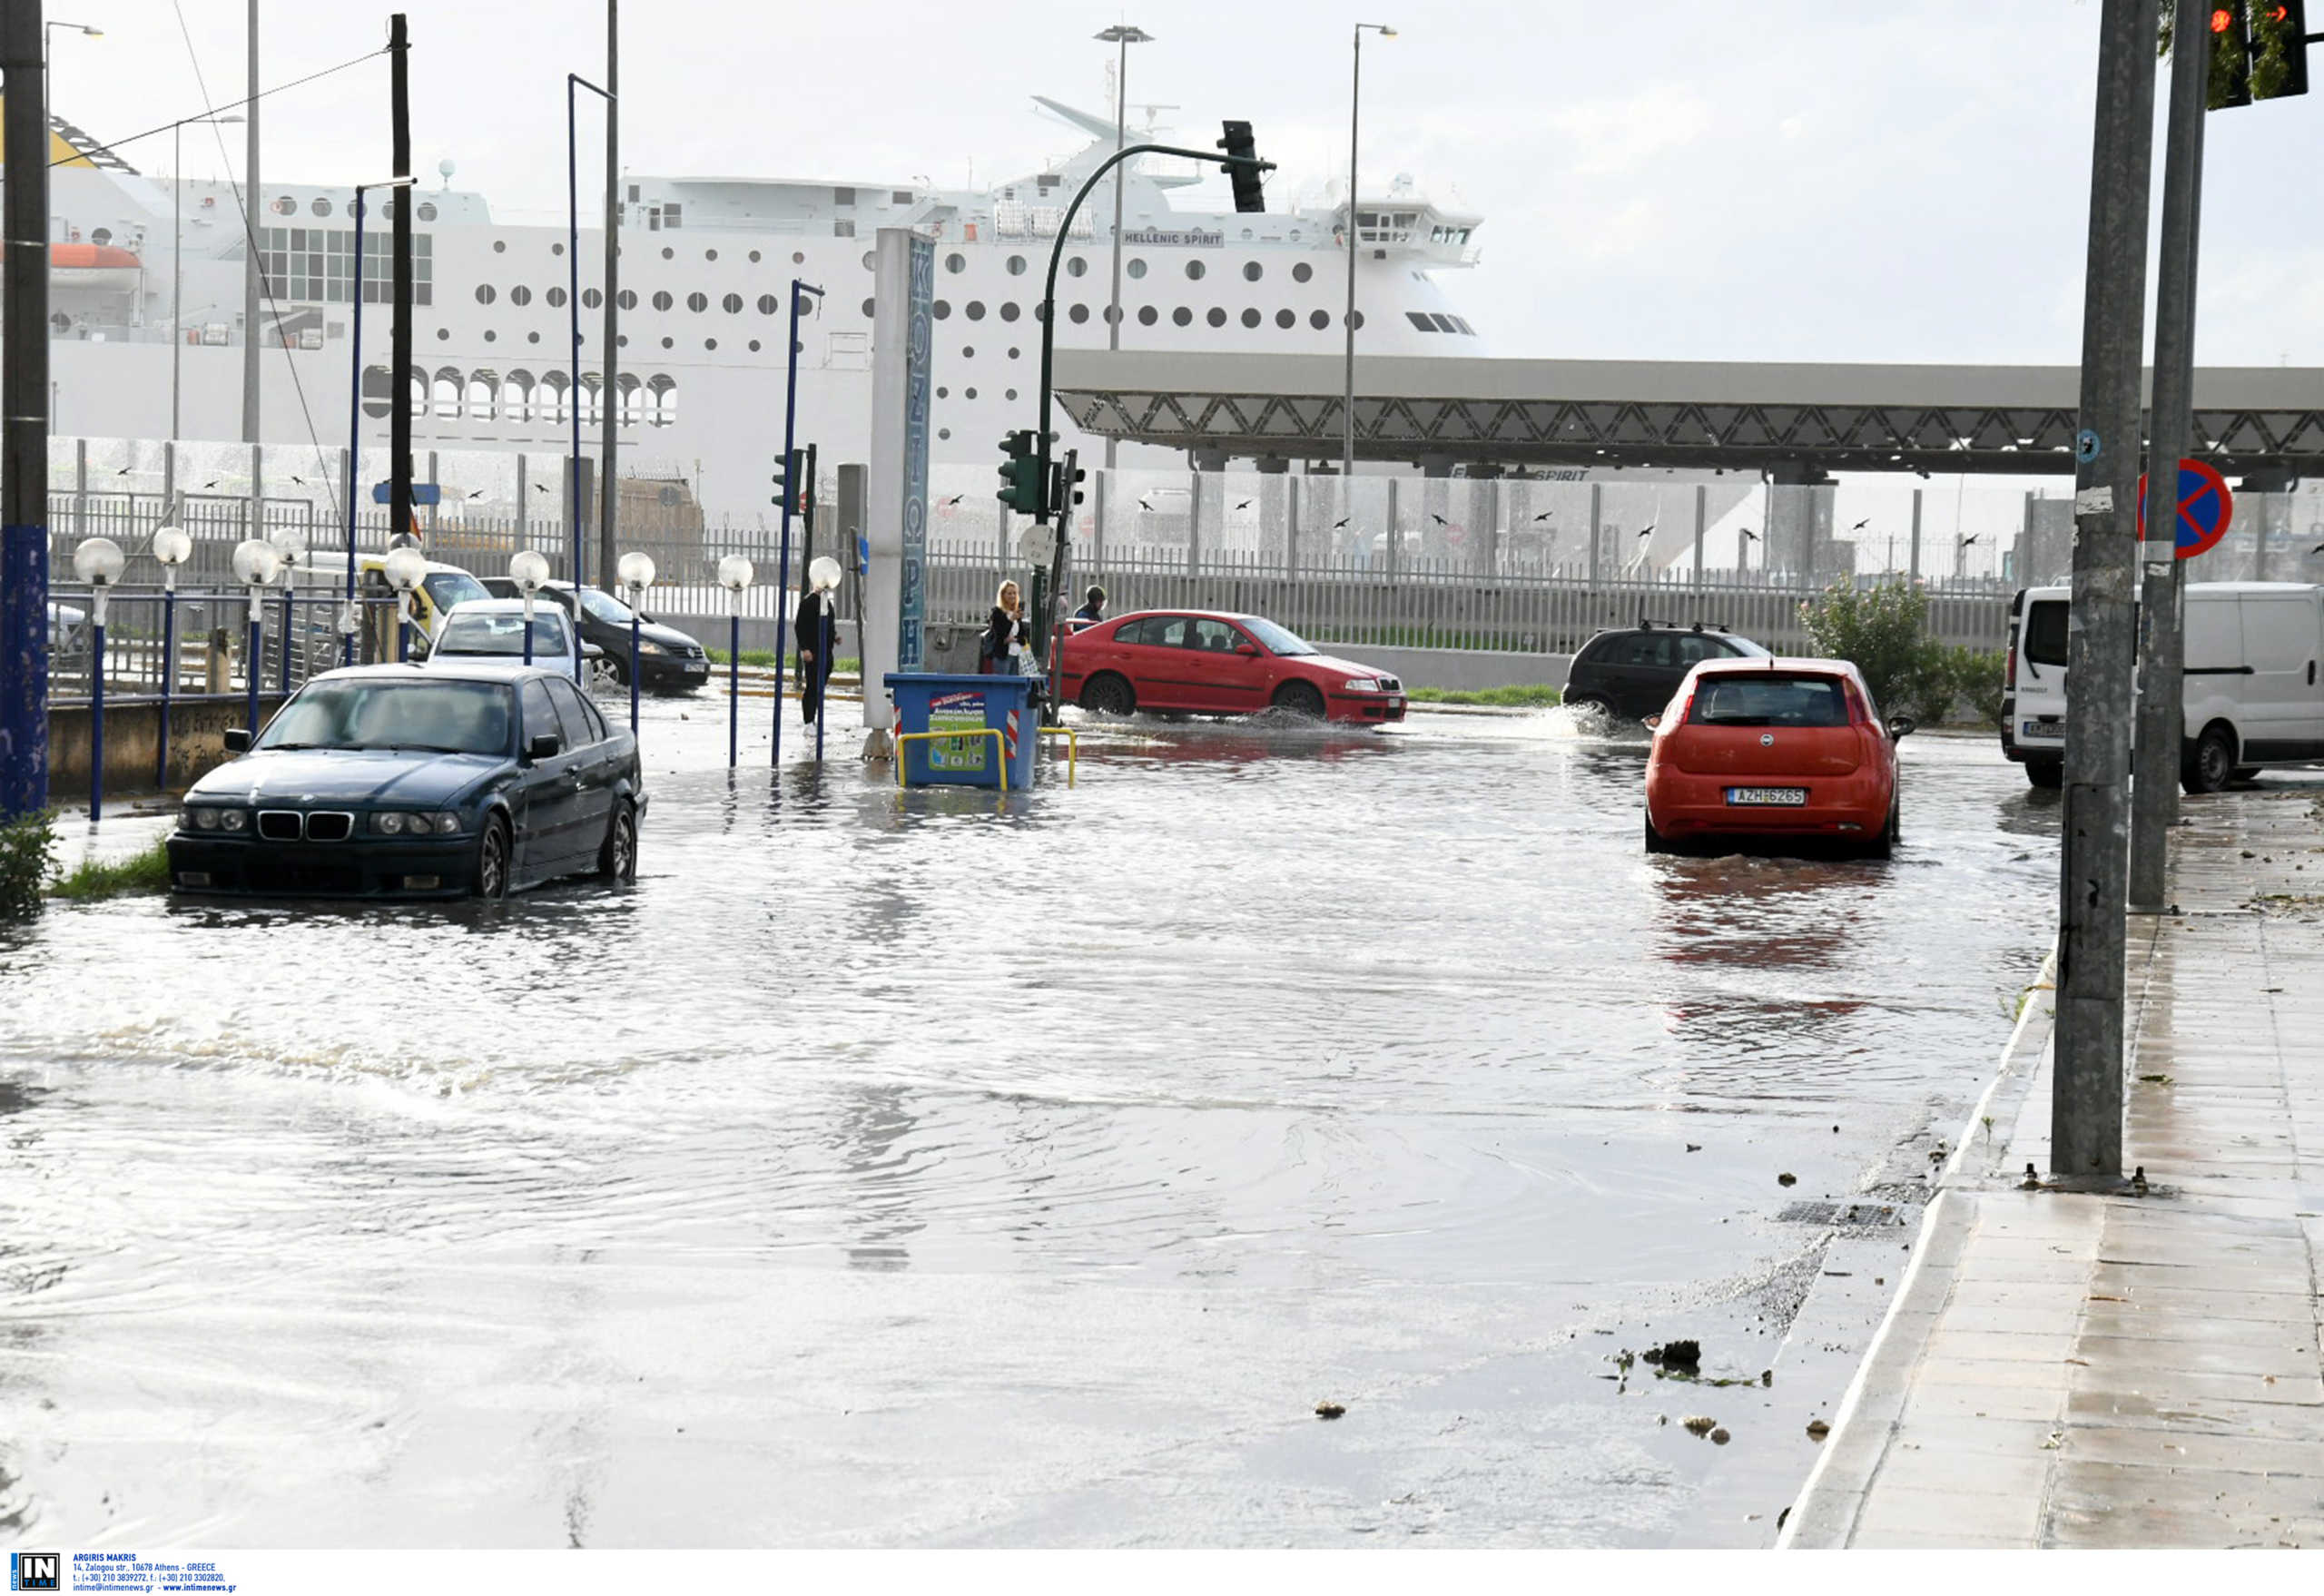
<box><xmin>1095</xmin><ymin>24</ymin><xmax>1153</xmax><ymax>477</ymax></box>
<box><xmin>568</xmin><ymin>72</ymin><xmax>615</xmax><ymax>684</ymax></box>
<box><xmin>343</xmin><ymin>175</ymin><xmax>415</xmax><ymax>665</ymax></box>
<box><xmin>171</xmin><ymin>113</ymin><xmax>243</xmax><ymax>448</ymax></box>
<box><xmin>153</xmin><ymin>524</ymin><xmax>191</xmax><ymax>786</ymax></box>
<box><xmin>1342</xmin><ymin>23</ymin><xmax>1395</xmax><ymax>485</ymax></box>
<box><xmin>773</xmin><ymin>279</ymin><xmax>822</xmax><ymax>768</ymax></box>
<box><xmin>70</xmin><ymin>536</ymin><xmax>123</xmax><ymax>823</ymax></box>
<box><xmin>44</xmin><ymin>21</ymin><xmax>101</xmax><ymax>128</ymax></box>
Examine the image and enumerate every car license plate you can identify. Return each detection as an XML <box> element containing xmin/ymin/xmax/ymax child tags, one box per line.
<box><xmin>2020</xmin><ymin>719</ymin><xmax>2059</xmax><ymax>738</ymax></box>
<box><xmin>1386</xmin><ymin>696</ymin><xmax>1403</xmax><ymax>710</ymax></box>
<box><xmin>1726</xmin><ymin>787</ymin><xmax>1807</xmax><ymax>806</ymax></box>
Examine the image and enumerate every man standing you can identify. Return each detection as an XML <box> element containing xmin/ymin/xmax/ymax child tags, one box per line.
<box><xmin>1072</xmin><ymin>585</ymin><xmax>1108</xmax><ymax>626</ymax></box>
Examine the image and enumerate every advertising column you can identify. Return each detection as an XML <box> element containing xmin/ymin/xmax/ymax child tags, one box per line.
<box><xmin>862</xmin><ymin>226</ymin><xmax>933</xmax><ymax>750</ymax></box>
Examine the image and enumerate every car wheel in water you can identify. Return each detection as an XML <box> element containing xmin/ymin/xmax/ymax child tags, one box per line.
<box><xmin>473</xmin><ymin>816</ymin><xmax>511</xmax><ymax>900</ymax></box>
<box><xmin>1870</xmin><ymin>798</ymin><xmax>1898</xmax><ymax>860</ymax></box>
<box><xmin>1080</xmin><ymin>672</ymin><xmax>1136</xmax><ymax>716</ymax></box>
<box><xmin>1273</xmin><ymin>680</ymin><xmax>1325</xmax><ymax>720</ymax></box>
<box><xmin>1643</xmin><ymin>809</ymin><xmax>1670</xmax><ymax>854</ymax></box>
<box><xmin>599</xmin><ymin>803</ymin><xmax>637</xmax><ymax>883</ymax></box>
<box><xmin>1566</xmin><ymin>694</ymin><xmax>1610</xmax><ymax>721</ymax></box>
<box><xmin>2024</xmin><ymin>758</ymin><xmax>2063</xmax><ymax>790</ymax></box>
<box><xmin>2181</xmin><ymin>725</ymin><xmax>2235</xmax><ymax>794</ymax></box>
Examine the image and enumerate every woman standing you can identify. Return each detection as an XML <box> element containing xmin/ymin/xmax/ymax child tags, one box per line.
<box><xmin>984</xmin><ymin>580</ymin><xmax>1031</xmax><ymax>676</ymax></box>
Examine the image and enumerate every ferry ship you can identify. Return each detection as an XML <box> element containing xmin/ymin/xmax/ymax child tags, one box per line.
<box><xmin>34</xmin><ymin>98</ymin><xmax>1486</xmax><ymax>520</ymax></box>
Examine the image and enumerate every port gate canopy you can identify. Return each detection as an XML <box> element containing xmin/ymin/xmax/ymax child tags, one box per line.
<box><xmin>1051</xmin><ymin>350</ymin><xmax>2324</xmax><ymax>478</ymax></box>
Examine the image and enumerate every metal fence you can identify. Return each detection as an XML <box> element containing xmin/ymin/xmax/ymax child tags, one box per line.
<box><xmin>921</xmin><ymin>542</ymin><xmax>2017</xmax><ymax>655</ymax></box>
<box><xmin>48</xmin><ymin>589</ymin><xmax>413</xmax><ymax>707</ymax></box>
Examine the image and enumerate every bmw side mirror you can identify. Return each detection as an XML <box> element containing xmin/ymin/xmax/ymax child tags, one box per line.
<box><xmin>1886</xmin><ymin>715</ymin><xmax>1916</xmax><ymax>740</ymax></box>
<box><xmin>527</xmin><ymin>732</ymin><xmax>562</xmax><ymax>761</ymax></box>
<box><xmin>222</xmin><ymin>727</ymin><xmax>252</xmax><ymax>753</ymax></box>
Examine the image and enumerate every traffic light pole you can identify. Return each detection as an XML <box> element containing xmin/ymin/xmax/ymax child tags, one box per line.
<box><xmin>2131</xmin><ymin>0</ymin><xmax>2211</xmax><ymax>914</ymax></box>
<box><xmin>1032</xmin><ymin>141</ymin><xmax>1271</xmax><ymax>672</ymax></box>
<box><xmin>2055</xmin><ymin>0</ymin><xmax>2159</xmax><ymax>1184</ymax></box>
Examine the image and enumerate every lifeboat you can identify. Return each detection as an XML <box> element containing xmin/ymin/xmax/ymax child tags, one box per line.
<box><xmin>50</xmin><ymin>242</ymin><xmax>141</xmax><ymax>293</ymax></box>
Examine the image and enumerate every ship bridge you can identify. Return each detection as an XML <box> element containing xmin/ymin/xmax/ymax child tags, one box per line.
<box><xmin>1053</xmin><ymin>349</ymin><xmax>2324</xmax><ymax>481</ymax></box>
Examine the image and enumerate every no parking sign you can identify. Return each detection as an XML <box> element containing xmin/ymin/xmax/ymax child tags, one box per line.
<box><xmin>2135</xmin><ymin>458</ymin><xmax>2234</xmax><ymax>560</ymax></box>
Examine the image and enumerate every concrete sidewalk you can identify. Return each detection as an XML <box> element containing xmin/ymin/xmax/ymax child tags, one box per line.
<box><xmin>1782</xmin><ymin>786</ymin><xmax>2324</xmax><ymax>1549</ymax></box>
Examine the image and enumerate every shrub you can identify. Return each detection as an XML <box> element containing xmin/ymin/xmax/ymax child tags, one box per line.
<box><xmin>0</xmin><ymin>809</ymin><xmax>56</xmax><ymax>921</ymax></box>
<box><xmin>1798</xmin><ymin>580</ymin><xmax>1936</xmax><ymax>715</ymax></box>
<box><xmin>49</xmin><ymin>835</ymin><xmax>172</xmax><ymax>901</ymax></box>
<box><xmin>1943</xmin><ymin>646</ymin><xmax>2006</xmax><ymax>730</ymax></box>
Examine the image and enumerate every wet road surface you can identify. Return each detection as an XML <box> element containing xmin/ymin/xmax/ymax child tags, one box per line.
<box><xmin>0</xmin><ymin>703</ymin><xmax>2058</xmax><ymax>1546</ymax></box>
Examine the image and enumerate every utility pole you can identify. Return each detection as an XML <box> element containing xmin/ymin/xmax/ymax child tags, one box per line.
<box><xmin>2055</xmin><ymin>0</ymin><xmax>2159</xmax><ymax>1184</ymax></box>
<box><xmin>241</xmin><ymin>0</ymin><xmax>262</xmax><ymax>444</ymax></box>
<box><xmin>598</xmin><ymin>0</ymin><xmax>620</xmax><ymax>588</ymax></box>
<box><xmin>2132</xmin><ymin>0</ymin><xmax>2210</xmax><ymax>913</ymax></box>
<box><xmin>2</xmin><ymin>0</ymin><xmax>52</xmax><ymax>819</ymax></box>
<box><xmin>388</xmin><ymin>15</ymin><xmax>414</xmax><ymax>548</ymax></box>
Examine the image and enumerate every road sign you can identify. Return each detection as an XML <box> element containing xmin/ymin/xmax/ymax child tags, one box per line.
<box><xmin>1017</xmin><ymin>524</ymin><xmax>1059</xmax><ymax>566</ymax></box>
<box><xmin>372</xmin><ymin>482</ymin><xmax>443</xmax><ymax>506</ymax></box>
<box><xmin>2135</xmin><ymin>458</ymin><xmax>2232</xmax><ymax>560</ymax></box>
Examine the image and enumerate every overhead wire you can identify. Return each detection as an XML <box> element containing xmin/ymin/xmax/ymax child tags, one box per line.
<box><xmin>159</xmin><ymin>5</ymin><xmax>379</xmax><ymax>506</ymax></box>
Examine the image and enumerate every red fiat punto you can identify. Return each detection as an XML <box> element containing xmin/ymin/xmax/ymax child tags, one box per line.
<box><xmin>1642</xmin><ymin>656</ymin><xmax>1913</xmax><ymax>856</ymax></box>
<box><xmin>1058</xmin><ymin>609</ymin><xmax>1406</xmax><ymax>724</ymax></box>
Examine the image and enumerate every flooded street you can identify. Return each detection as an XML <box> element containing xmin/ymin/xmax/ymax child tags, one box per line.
<box><xmin>0</xmin><ymin>703</ymin><xmax>2057</xmax><ymax>1547</ymax></box>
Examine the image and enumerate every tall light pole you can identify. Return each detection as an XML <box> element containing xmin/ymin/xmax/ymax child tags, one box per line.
<box><xmin>1342</xmin><ymin>23</ymin><xmax>1394</xmax><ymax>484</ymax></box>
<box><xmin>599</xmin><ymin>1</ymin><xmax>621</xmax><ymax>595</ymax></box>
<box><xmin>241</xmin><ymin>0</ymin><xmax>261</xmax><ymax>444</ymax></box>
<box><xmin>172</xmin><ymin>113</ymin><xmax>242</xmax><ymax>446</ymax></box>
<box><xmin>1096</xmin><ymin>24</ymin><xmax>1152</xmax><ymax>475</ymax></box>
<box><xmin>568</xmin><ymin>71</ymin><xmax>615</xmax><ymax>682</ymax></box>
<box><xmin>345</xmin><ymin>176</ymin><xmax>416</xmax><ymax>665</ymax></box>
<box><xmin>44</xmin><ymin>20</ymin><xmax>102</xmax><ymax>120</ymax></box>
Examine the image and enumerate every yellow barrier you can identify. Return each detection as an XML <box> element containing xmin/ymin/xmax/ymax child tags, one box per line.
<box><xmin>1035</xmin><ymin>724</ymin><xmax>1078</xmax><ymax>786</ymax></box>
<box><xmin>894</xmin><ymin>728</ymin><xmax>1007</xmax><ymax>793</ymax></box>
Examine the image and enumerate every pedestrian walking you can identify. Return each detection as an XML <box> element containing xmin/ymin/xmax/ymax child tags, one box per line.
<box><xmin>1072</xmin><ymin>585</ymin><xmax>1107</xmax><ymax>626</ymax></box>
<box><xmin>795</xmin><ymin>557</ymin><xmax>842</xmax><ymax>724</ymax></box>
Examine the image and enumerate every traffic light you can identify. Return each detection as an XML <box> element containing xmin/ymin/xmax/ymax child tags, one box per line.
<box><xmin>1216</xmin><ymin>120</ymin><xmax>1266</xmax><ymax>213</ymax></box>
<box><xmin>2208</xmin><ymin>1</ymin><xmax>2309</xmax><ymax>108</ymax></box>
<box><xmin>771</xmin><ymin>449</ymin><xmax>796</xmax><ymax>511</ymax></box>
<box><xmin>997</xmin><ymin>429</ymin><xmax>1044</xmax><ymax>517</ymax></box>
<box><xmin>1049</xmin><ymin>449</ymin><xmax>1087</xmax><ymax>518</ymax></box>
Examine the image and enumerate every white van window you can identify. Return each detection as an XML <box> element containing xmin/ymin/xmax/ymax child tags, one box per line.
<box><xmin>2024</xmin><ymin>600</ymin><xmax>2068</xmax><ymax>668</ymax></box>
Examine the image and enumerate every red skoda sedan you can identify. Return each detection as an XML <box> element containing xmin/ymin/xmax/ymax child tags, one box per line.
<box><xmin>1642</xmin><ymin>656</ymin><xmax>1912</xmax><ymax>856</ymax></box>
<box><xmin>1058</xmin><ymin>610</ymin><xmax>1406</xmax><ymax>724</ymax></box>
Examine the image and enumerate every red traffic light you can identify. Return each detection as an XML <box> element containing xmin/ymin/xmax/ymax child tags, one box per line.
<box><xmin>2213</xmin><ymin>5</ymin><xmax>2236</xmax><ymax>30</ymax></box>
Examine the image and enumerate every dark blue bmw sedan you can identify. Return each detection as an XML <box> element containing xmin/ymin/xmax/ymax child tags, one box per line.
<box><xmin>168</xmin><ymin>665</ymin><xmax>646</xmax><ymax>899</ymax></box>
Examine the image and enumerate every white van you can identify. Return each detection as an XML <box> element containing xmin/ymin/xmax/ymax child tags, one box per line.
<box><xmin>2002</xmin><ymin>582</ymin><xmax>2324</xmax><ymax>792</ymax></box>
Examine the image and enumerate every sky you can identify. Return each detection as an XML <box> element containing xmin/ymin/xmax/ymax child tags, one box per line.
<box><xmin>48</xmin><ymin>0</ymin><xmax>2324</xmax><ymax>374</ymax></box>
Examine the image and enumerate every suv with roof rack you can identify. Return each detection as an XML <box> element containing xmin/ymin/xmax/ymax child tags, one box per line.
<box><xmin>1563</xmin><ymin>619</ymin><xmax>1771</xmax><ymax>724</ymax></box>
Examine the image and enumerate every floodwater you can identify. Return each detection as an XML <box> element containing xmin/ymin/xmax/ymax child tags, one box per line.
<box><xmin>0</xmin><ymin>701</ymin><xmax>2057</xmax><ymax>1547</ymax></box>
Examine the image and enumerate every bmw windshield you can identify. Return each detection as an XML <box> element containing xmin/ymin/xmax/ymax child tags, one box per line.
<box><xmin>257</xmin><ymin>679</ymin><xmax>515</xmax><ymax>754</ymax></box>
<box><xmin>1241</xmin><ymin>616</ymin><xmax>1316</xmax><ymax>656</ymax></box>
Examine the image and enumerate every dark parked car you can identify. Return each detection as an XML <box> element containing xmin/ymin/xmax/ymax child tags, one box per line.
<box><xmin>1563</xmin><ymin>621</ymin><xmax>1770</xmax><ymax>723</ymax></box>
<box><xmin>478</xmin><ymin>578</ymin><xmax>712</xmax><ymax>695</ymax></box>
<box><xmin>167</xmin><ymin>665</ymin><xmax>645</xmax><ymax>900</ymax></box>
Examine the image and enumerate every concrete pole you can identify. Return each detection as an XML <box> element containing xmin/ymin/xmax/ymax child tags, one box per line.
<box><xmin>1691</xmin><ymin>483</ymin><xmax>1707</xmax><ymax>594</ymax></box>
<box><xmin>1</xmin><ymin>2</ymin><xmax>54</xmax><ymax>819</ymax></box>
<box><xmin>2131</xmin><ymin>0</ymin><xmax>2209</xmax><ymax>914</ymax></box>
<box><xmin>2056</xmin><ymin>0</ymin><xmax>2159</xmax><ymax>1184</ymax></box>
<box><xmin>388</xmin><ymin>16</ymin><xmax>415</xmax><ymax>550</ymax></box>
<box><xmin>241</xmin><ymin>0</ymin><xmax>261</xmax><ymax>444</ymax></box>
<box><xmin>1908</xmin><ymin>488</ymin><xmax>1923</xmax><ymax>581</ymax></box>
<box><xmin>1187</xmin><ymin>468</ymin><xmax>1201</xmax><ymax>575</ymax></box>
<box><xmin>1587</xmin><ymin>482</ymin><xmax>1602</xmax><ymax>592</ymax></box>
<box><xmin>1285</xmin><ymin>473</ymin><xmax>1300</xmax><ymax>580</ymax></box>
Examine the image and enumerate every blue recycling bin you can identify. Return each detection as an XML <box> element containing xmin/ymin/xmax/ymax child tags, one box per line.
<box><xmin>886</xmin><ymin>671</ymin><xmax>1041</xmax><ymax>791</ymax></box>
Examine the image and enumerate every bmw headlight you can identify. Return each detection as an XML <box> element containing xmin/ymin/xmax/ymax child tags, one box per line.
<box><xmin>371</xmin><ymin>811</ymin><xmax>409</xmax><ymax>835</ymax></box>
<box><xmin>217</xmin><ymin>808</ymin><xmax>248</xmax><ymax>832</ymax></box>
<box><xmin>182</xmin><ymin>806</ymin><xmax>218</xmax><ymax>832</ymax></box>
<box><xmin>1342</xmin><ymin>677</ymin><xmax>1379</xmax><ymax>692</ymax></box>
<box><xmin>428</xmin><ymin>813</ymin><xmax>463</xmax><ymax>835</ymax></box>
